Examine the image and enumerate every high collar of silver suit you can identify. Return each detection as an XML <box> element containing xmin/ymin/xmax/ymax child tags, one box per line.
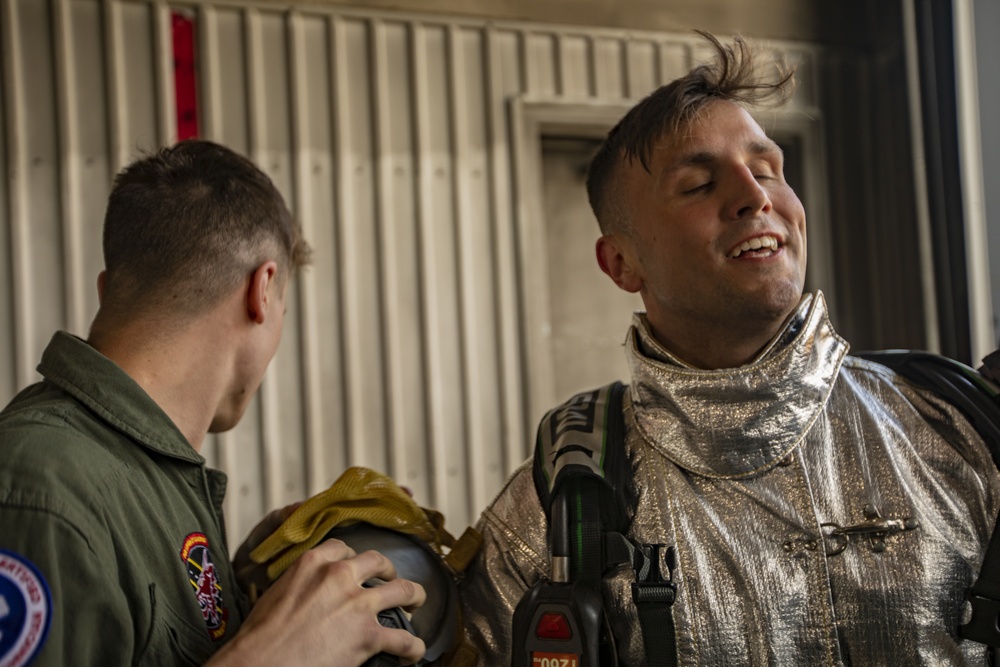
<box><xmin>626</xmin><ymin>291</ymin><xmax>850</xmax><ymax>479</ymax></box>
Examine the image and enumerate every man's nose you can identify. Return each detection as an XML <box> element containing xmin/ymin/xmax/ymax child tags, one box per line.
<box><xmin>726</xmin><ymin>166</ymin><xmax>773</xmax><ymax>220</ymax></box>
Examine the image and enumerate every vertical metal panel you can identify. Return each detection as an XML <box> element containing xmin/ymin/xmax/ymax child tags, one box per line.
<box><xmin>509</xmin><ymin>96</ymin><xmax>557</xmax><ymax>439</ymax></box>
<box><xmin>445</xmin><ymin>21</ymin><xmax>475</xmax><ymax>517</ymax></box>
<box><xmin>119</xmin><ymin>1</ymin><xmax>160</xmax><ymax>155</ymax></box>
<box><xmin>345</xmin><ymin>17</ymin><xmax>388</xmax><ymax>473</ymax></box>
<box><xmin>953</xmin><ymin>0</ymin><xmax>994</xmax><ymax>363</ymax></box>
<box><xmin>558</xmin><ymin>34</ymin><xmax>591</xmax><ymax>97</ymax></box>
<box><xmin>330</xmin><ymin>16</ymin><xmax>391</xmax><ymax>478</ymax></box>
<box><xmin>16</xmin><ymin>0</ymin><xmax>63</xmax><ymax>385</ymax></box>
<box><xmin>58</xmin><ymin>0</ymin><xmax>108</xmax><ymax>336</ymax></box>
<box><xmin>305</xmin><ymin>14</ymin><xmax>348</xmax><ymax>490</ymax></box>
<box><xmin>524</xmin><ymin>32</ymin><xmax>558</xmax><ymax>96</ymax></box>
<box><xmin>372</xmin><ymin>20</ymin><xmax>431</xmax><ymax>497</ymax></box>
<box><xmin>244</xmin><ymin>7</ymin><xmax>285</xmax><ymax>512</ymax></box>
<box><xmin>71</xmin><ymin>2</ymin><xmax>109</xmax><ymax>331</ymax></box>
<box><xmin>485</xmin><ymin>27</ymin><xmax>530</xmax><ymax>475</ymax></box>
<box><xmin>262</xmin><ymin>9</ymin><xmax>308</xmax><ymax>510</ymax></box>
<box><xmin>0</xmin><ymin>2</ymin><xmax>10</xmax><ymax>404</ymax></box>
<box><xmin>369</xmin><ymin>16</ymin><xmax>396</xmax><ymax>477</ymax></box>
<box><xmin>102</xmin><ymin>0</ymin><xmax>127</xmax><ymax>174</ymax></box>
<box><xmin>626</xmin><ymin>39</ymin><xmax>658</xmax><ymax>99</ymax></box>
<box><xmin>451</xmin><ymin>25</ymin><xmax>507</xmax><ymax>512</ymax></box>
<box><xmin>195</xmin><ymin>4</ymin><xmax>230</xmax><ymax>492</ymax></box>
<box><xmin>288</xmin><ymin>10</ymin><xmax>329</xmax><ymax>496</ymax></box>
<box><xmin>0</xmin><ymin>0</ymin><xmax>30</xmax><ymax>393</ymax></box>
<box><xmin>198</xmin><ymin>5</ymin><xmax>223</xmax><ymax>141</ymax></box>
<box><xmin>411</xmin><ymin>22</ymin><xmax>468</xmax><ymax>519</ymax></box>
<box><xmin>326</xmin><ymin>14</ymin><xmax>355</xmax><ymax>487</ymax></box>
<box><xmin>52</xmin><ymin>0</ymin><xmax>84</xmax><ymax>334</ymax></box>
<box><xmin>212</xmin><ymin>7</ymin><xmax>251</xmax><ymax>153</ymax></box>
<box><xmin>591</xmin><ymin>36</ymin><xmax>625</xmax><ymax>98</ymax></box>
<box><xmin>410</xmin><ymin>22</ymin><xmax>444</xmax><ymax>510</ymax></box>
<box><xmin>152</xmin><ymin>2</ymin><xmax>175</xmax><ymax>146</ymax></box>
<box><xmin>658</xmin><ymin>40</ymin><xmax>692</xmax><ymax>84</ymax></box>
<box><xmin>902</xmin><ymin>0</ymin><xmax>941</xmax><ymax>354</ymax></box>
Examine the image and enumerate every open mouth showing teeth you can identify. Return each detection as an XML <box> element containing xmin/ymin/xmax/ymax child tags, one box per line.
<box><xmin>729</xmin><ymin>236</ymin><xmax>780</xmax><ymax>259</ymax></box>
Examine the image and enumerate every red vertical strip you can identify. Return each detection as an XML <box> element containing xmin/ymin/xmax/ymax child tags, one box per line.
<box><xmin>172</xmin><ymin>12</ymin><xmax>199</xmax><ymax>141</ymax></box>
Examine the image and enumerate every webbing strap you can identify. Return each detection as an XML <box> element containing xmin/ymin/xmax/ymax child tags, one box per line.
<box><xmin>534</xmin><ymin>382</ymin><xmax>627</xmax><ymax>524</ymax></box>
<box><xmin>564</xmin><ymin>476</ymin><xmax>607</xmax><ymax>590</ymax></box>
<box><xmin>632</xmin><ymin>544</ymin><xmax>677</xmax><ymax>667</ymax></box>
<box><xmin>632</xmin><ymin>584</ymin><xmax>677</xmax><ymax>667</ymax></box>
<box><xmin>533</xmin><ymin>382</ymin><xmax>677</xmax><ymax>665</ymax></box>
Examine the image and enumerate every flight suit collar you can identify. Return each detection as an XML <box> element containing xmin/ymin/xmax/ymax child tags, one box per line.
<box><xmin>37</xmin><ymin>331</ymin><xmax>204</xmax><ymax>465</ymax></box>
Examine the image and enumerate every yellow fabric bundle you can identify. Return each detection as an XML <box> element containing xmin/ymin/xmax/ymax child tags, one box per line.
<box><xmin>249</xmin><ymin>466</ymin><xmax>449</xmax><ymax>581</ymax></box>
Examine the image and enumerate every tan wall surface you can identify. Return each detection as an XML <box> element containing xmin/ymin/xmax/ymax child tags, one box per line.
<box><xmin>258</xmin><ymin>0</ymin><xmax>881</xmax><ymax>44</ymax></box>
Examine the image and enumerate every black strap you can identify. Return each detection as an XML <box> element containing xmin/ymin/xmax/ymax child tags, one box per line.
<box><xmin>562</xmin><ymin>474</ymin><xmax>610</xmax><ymax>590</ymax></box>
<box><xmin>631</xmin><ymin>544</ymin><xmax>677</xmax><ymax>667</ymax></box>
<box><xmin>533</xmin><ymin>382</ymin><xmax>631</xmax><ymax>533</ymax></box>
<box><xmin>531</xmin><ymin>382</ymin><xmax>678</xmax><ymax>666</ymax></box>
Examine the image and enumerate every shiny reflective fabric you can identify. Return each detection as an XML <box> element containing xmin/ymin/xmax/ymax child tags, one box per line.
<box><xmin>461</xmin><ymin>293</ymin><xmax>1000</xmax><ymax>666</ymax></box>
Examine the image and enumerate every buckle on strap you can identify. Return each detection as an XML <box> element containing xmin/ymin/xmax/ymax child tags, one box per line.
<box><xmin>959</xmin><ymin>592</ymin><xmax>1000</xmax><ymax>646</ymax></box>
<box><xmin>631</xmin><ymin>544</ymin><xmax>677</xmax><ymax>606</ymax></box>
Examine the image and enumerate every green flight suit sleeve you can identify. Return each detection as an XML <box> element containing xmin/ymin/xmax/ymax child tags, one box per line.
<box><xmin>0</xmin><ymin>503</ymin><xmax>136</xmax><ymax>666</ymax></box>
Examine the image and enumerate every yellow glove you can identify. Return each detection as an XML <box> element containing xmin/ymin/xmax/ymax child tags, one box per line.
<box><xmin>250</xmin><ymin>466</ymin><xmax>452</xmax><ymax>581</ymax></box>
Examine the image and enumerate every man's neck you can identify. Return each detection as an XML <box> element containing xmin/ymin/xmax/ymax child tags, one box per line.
<box><xmin>87</xmin><ymin>314</ymin><xmax>232</xmax><ymax>452</ymax></box>
<box><xmin>645</xmin><ymin>308</ymin><xmax>800</xmax><ymax>370</ymax></box>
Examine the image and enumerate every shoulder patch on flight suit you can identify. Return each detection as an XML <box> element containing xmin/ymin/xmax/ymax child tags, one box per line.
<box><xmin>0</xmin><ymin>549</ymin><xmax>52</xmax><ymax>667</ymax></box>
<box><xmin>180</xmin><ymin>533</ymin><xmax>228</xmax><ymax>640</ymax></box>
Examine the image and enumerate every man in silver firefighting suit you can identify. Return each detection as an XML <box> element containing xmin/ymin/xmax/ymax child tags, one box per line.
<box><xmin>459</xmin><ymin>32</ymin><xmax>1000</xmax><ymax>665</ymax></box>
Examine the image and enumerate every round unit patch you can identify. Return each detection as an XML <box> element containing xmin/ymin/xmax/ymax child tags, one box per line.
<box><xmin>0</xmin><ymin>550</ymin><xmax>51</xmax><ymax>667</ymax></box>
<box><xmin>180</xmin><ymin>533</ymin><xmax>228</xmax><ymax>641</ymax></box>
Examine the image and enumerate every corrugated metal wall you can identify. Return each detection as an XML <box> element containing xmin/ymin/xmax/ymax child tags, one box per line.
<box><xmin>0</xmin><ymin>0</ymin><xmax>822</xmax><ymax>544</ymax></box>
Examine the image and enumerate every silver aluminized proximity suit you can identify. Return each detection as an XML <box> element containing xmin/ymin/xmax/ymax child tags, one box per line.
<box><xmin>461</xmin><ymin>292</ymin><xmax>1000</xmax><ymax>666</ymax></box>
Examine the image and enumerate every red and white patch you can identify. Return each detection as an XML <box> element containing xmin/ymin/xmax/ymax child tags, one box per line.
<box><xmin>180</xmin><ymin>533</ymin><xmax>228</xmax><ymax>641</ymax></box>
<box><xmin>0</xmin><ymin>550</ymin><xmax>51</xmax><ymax>667</ymax></box>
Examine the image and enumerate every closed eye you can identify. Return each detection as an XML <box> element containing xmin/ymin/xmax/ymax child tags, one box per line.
<box><xmin>750</xmin><ymin>157</ymin><xmax>781</xmax><ymax>183</ymax></box>
<box><xmin>683</xmin><ymin>182</ymin><xmax>713</xmax><ymax>195</ymax></box>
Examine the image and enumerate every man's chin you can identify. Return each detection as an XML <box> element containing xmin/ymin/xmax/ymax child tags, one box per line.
<box><xmin>756</xmin><ymin>276</ymin><xmax>805</xmax><ymax>311</ymax></box>
<box><xmin>727</xmin><ymin>283</ymin><xmax>805</xmax><ymax>333</ymax></box>
<box><xmin>208</xmin><ymin>412</ymin><xmax>242</xmax><ymax>433</ymax></box>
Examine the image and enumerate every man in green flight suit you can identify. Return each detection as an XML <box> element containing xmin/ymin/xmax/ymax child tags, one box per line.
<box><xmin>0</xmin><ymin>140</ymin><xmax>426</xmax><ymax>667</ymax></box>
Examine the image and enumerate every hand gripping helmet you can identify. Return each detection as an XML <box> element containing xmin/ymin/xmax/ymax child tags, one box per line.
<box><xmin>325</xmin><ymin>523</ymin><xmax>460</xmax><ymax>666</ymax></box>
<box><xmin>248</xmin><ymin>467</ymin><xmax>481</xmax><ymax>667</ymax></box>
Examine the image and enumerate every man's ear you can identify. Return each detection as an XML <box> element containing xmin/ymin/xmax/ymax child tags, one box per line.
<box><xmin>247</xmin><ymin>261</ymin><xmax>279</xmax><ymax>324</ymax></box>
<box><xmin>596</xmin><ymin>234</ymin><xmax>642</xmax><ymax>293</ymax></box>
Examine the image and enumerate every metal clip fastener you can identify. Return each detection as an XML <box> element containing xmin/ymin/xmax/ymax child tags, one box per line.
<box><xmin>632</xmin><ymin>544</ymin><xmax>677</xmax><ymax>606</ymax></box>
<box><xmin>821</xmin><ymin>504</ymin><xmax>918</xmax><ymax>555</ymax></box>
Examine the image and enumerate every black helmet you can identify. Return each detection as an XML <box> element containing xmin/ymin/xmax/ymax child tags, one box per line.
<box><xmin>323</xmin><ymin>523</ymin><xmax>459</xmax><ymax>666</ymax></box>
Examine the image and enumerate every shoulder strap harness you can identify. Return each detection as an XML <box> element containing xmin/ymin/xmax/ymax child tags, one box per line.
<box><xmin>532</xmin><ymin>381</ymin><xmax>677</xmax><ymax>666</ymax></box>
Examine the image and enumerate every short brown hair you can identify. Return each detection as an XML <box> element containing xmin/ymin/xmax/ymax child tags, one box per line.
<box><xmin>586</xmin><ymin>31</ymin><xmax>796</xmax><ymax>234</ymax></box>
<box><xmin>100</xmin><ymin>140</ymin><xmax>311</xmax><ymax>317</ymax></box>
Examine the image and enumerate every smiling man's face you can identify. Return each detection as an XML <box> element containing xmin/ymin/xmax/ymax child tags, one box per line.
<box><xmin>607</xmin><ymin>99</ymin><xmax>807</xmax><ymax>362</ymax></box>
